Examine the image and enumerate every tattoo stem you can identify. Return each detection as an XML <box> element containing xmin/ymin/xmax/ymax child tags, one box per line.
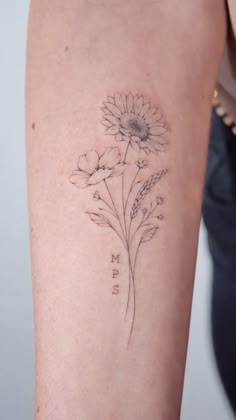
<box><xmin>122</xmin><ymin>141</ymin><xmax>131</xmax><ymax>241</ymax></box>
<box><xmin>100</xmin><ymin>197</ymin><xmax>117</xmax><ymax>216</ymax></box>
<box><xmin>110</xmin><ymin>225</ymin><xmax>127</xmax><ymax>249</ymax></box>
<box><xmin>98</xmin><ymin>207</ymin><xmax>117</xmax><ymax>218</ymax></box>
<box><xmin>143</xmin><ymin>202</ymin><xmax>158</xmax><ymax>223</ymax></box>
<box><xmin>123</xmin><ymin>141</ymin><xmax>130</xmax><ymax>164</ymax></box>
<box><xmin>125</xmin><ymin>257</ymin><xmax>132</xmax><ymax>319</ymax></box>
<box><xmin>124</xmin><ymin>167</ymin><xmax>140</xmax><ymax>214</ymax></box>
<box><xmin>103</xmin><ymin>178</ymin><xmax>128</xmax><ymax>252</ymax></box>
<box><xmin>128</xmin><ymin>210</ymin><xmax>146</xmax><ymax>245</ymax></box>
<box><xmin>127</xmin><ymin>240</ymin><xmax>140</xmax><ymax>346</ymax></box>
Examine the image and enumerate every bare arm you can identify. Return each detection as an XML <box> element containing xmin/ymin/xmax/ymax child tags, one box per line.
<box><xmin>26</xmin><ymin>1</ymin><xmax>226</xmax><ymax>419</ymax></box>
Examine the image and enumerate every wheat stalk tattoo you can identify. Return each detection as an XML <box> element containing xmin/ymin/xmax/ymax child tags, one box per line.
<box><xmin>69</xmin><ymin>93</ymin><xmax>168</xmax><ymax>345</ymax></box>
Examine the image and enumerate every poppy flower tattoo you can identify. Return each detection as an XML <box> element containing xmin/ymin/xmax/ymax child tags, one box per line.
<box><xmin>69</xmin><ymin>93</ymin><xmax>169</xmax><ymax>346</ymax></box>
<box><xmin>69</xmin><ymin>147</ymin><xmax>128</xmax><ymax>188</ymax></box>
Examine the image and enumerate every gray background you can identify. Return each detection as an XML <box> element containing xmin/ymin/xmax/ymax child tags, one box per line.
<box><xmin>0</xmin><ymin>1</ymin><xmax>234</xmax><ymax>419</ymax></box>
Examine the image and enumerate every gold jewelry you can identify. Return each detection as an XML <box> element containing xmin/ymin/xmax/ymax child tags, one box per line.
<box><xmin>213</xmin><ymin>90</ymin><xmax>236</xmax><ymax>135</ymax></box>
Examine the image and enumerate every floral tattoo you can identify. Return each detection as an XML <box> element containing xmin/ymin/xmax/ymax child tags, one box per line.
<box><xmin>69</xmin><ymin>93</ymin><xmax>168</xmax><ymax>345</ymax></box>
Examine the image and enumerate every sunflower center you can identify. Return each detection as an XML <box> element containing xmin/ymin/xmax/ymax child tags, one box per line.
<box><xmin>120</xmin><ymin>113</ymin><xmax>149</xmax><ymax>141</ymax></box>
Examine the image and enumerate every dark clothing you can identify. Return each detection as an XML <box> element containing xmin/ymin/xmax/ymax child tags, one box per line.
<box><xmin>203</xmin><ymin>109</ymin><xmax>236</xmax><ymax>415</ymax></box>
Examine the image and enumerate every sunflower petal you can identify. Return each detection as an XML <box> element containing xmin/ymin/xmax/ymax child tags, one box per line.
<box><xmin>99</xmin><ymin>147</ymin><xmax>120</xmax><ymax>169</ymax></box>
<box><xmin>145</xmin><ymin>113</ymin><xmax>163</xmax><ymax>125</ymax></box>
<box><xmin>145</xmin><ymin>144</ymin><xmax>157</xmax><ymax>154</ymax></box>
<box><xmin>104</xmin><ymin>114</ymin><xmax>120</xmax><ymax>125</ymax></box>
<box><xmin>87</xmin><ymin>168</ymin><xmax>112</xmax><ymax>185</ymax></box>
<box><xmin>120</xmin><ymin>127</ymin><xmax>130</xmax><ymax>136</ymax></box>
<box><xmin>121</xmin><ymin>93</ymin><xmax>127</xmax><ymax>112</ymax></box>
<box><xmin>105</xmin><ymin>125</ymin><xmax>120</xmax><ymax>135</ymax></box>
<box><xmin>148</xmin><ymin>120</ymin><xmax>164</xmax><ymax>127</ymax></box>
<box><xmin>143</xmin><ymin>147</ymin><xmax>151</xmax><ymax>155</ymax></box>
<box><xmin>139</xmin><ymin>102</ymin><xmax>150</xmax><ymax>117</ymax></box>
<box><xmin>152</xmin><ymin>144</ymin><xmax>166</xmax><ymax>152</ymax></box>
<box><xmin>115</xmin><ymin>93</ymin><xmax>125</xmax><ymax>113</ymax></box>
<box><xmin>131</xmin><ymin>135</ymin><xmax>141</xmax><ymax>143</ymax></box>
<box><xmin>149</xmin><ymin>125</ymin><xmax>167</xmax><ymax>136</ymax></box>
<box><xmin>130</xmin><ymin>140</ymin><xmax>140</xmax><ymax>152</ymax></box>
<box><xmin>149</xmin><ymin>135</ymin><xmax>168</xmax><ymax>145</ymax></box>
<box><xmin>127</xmin><ymin>92</ymin><xmax>134</xmax><ymax>113</ymax></box>
<box><xmin>144</xmin><ymin>107</ymin><xmax>159</xmax><ymax>118</ymax></box>
<box><xmin>139</xmin><ymin>141</ymin><xmax>147</xmax><ymax>149</ymax></box>
<box><xmin>133</xmin><ymin>94</ymin><xmax>139</xmax><ymax>110</ymax></box>
<box><xmin>69</xmin><ymin>171</ymin><xmax>89</xmax><ymax>188</ymax></box>
<box><xmin>102</xmin><ymin>107</ymin><xmax>112</xmax><ymax>115</ymax></box>
<box><xmin>111</xmin><ymin>163</ymin><xmax>129</xmax><ymax>177</ymax></box>
<box><xmin>134</xmin><ymin>95</ymin><xmax>144</xmax><ymax>114</ymax></box>
<box><xmin>103</xmin><ymin>102</ymin><xmax>121</xmax><ymax>117</ymax></box>
<box><xmin>78</xmin><ymin>150</ymin><xmax>99</xmax><ymax>174</ymax></box>
<box><xmin>101</xmin><ymin>119</ymin><xmax>113</xmax><ymax>128</ymax></box>
<box><xmin>147</xmin><ymin>140</ymin><xmax>166</xmax><ymax>152</ymax></box>
<box><xmin>107</xmin><ymin>96</ymin><xmax>115</xmax><ymax>104</ymax></box>
<box><xmin>122</xmin><ymin>135</ymin><xmax>131</xmax><ymax>142</ymax></box>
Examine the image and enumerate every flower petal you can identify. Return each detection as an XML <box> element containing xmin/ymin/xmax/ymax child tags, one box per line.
<box><xmin>145</xmin><ymin>143</ymin><xmax>158</xmax><ymax>154</ymax></box>
<box><xmin>102</xmin><ymin>107</ymin><xmax>112</xmax><ymax>115</ymax></box>
<box><xmin>121</xmin><ymin>93</ymin><xmax>127</xmax><ymax>112</ymax></box>
<box><xmin>148</xmin><ymin>139</ymin><xmax>167</xmax><ymax>152</ymax></box>
<box><xmin>115</xmin><ymin>93</ymin><xmax>125</xmax><ymax>113</ymax></box>
<box><xmin>148</xmin><ymin>135</ymin><xmax>168</xmax><ymax>145</ymax></box>
<box><xmin>152</xmin><ymin>143</ymin><xmax>166</xmax><ymax>152</ymax></box>
<box><xmin>122</xmin><ymin>135</ymin><xmax>131</xmax><ymax>142</ymax></box>
<box><xmin>144</xmin><ymin>107</ymin><xmax>159</xmax><ymax>118</ymax></box>
<box><xmin>105</xmin><ymin>125</ymin><xmax>120</xmax><ymax>135</ymax></box>
<box><xmin>69</xmin><ymin>170</ymin><xmax>90</xmax><ymax>188</ymax></box>
<box><xmin>143</xmin><ymin>147</ymin><xmax>151</xmax><ymax>155</ymax></box>
<box><xmin>87</xmin><ymin>168</ymin><xmax>112</xmax><ymax>185</ymax></box>
<box><xmin>120</xmin><ymin>127</ymin><xmax>130</xmax><ymax>136</ymax></box>
<box><xmin>145</xmin><ymin>113</ymin><xmax>163</xmax><ymax>125</ymax></box>
<box><xmin>127</xmin><ymin>92</ymin><xmax>134</xmax><ymax>113</ymax></box>
<box><xmin>115</xmin><ymin>133</ymin><xmax>123</xmax><ymax>141</ymax></box>
<box><xmin>99</xmin><ymin>147</ymin><xmax>121</xmax><ymax>169</ymax></box>
<box><xmin>139</xmin><ymin>141</ymin><xmax>147</xmax><ymax>149</ymax></box>
<box><xmin>111</xmin><ymin>163</ymin><xmax>129</xmax><ymax>177</ymax></box>
<box><xmin>130</xmin><ymin>140</ymin><xmax>140</xmax><ymax>152</ymax></box>
<box><xmin>107</xmin><ymin>96</ymin><xmax>115</xmax><ymax>104</ymax></box>
<box><xmin>134</xmin><ymin>95</ymin><xmax>144</xmax><ymax>114</ymax></box>
<box><xmin>139</xmin><ymin>102</ymin><xmax>150</xmax><ymax>117</ymax></box>
<box><xmin>131</xmin><ymin>135</ymin><xmax>141</xmax><ymax>143</ymax></box>
<box><xmin>133</xmin><ymin>94</ymin><xmax>139</xmax><ymax>111</ymax></box>
<box><xmin>101</xmin><ymin>119</ymin><xmax>113</xmax><ymax>128</ymax></box>
<box><xmin>104</xmin><ymin>114</ymin><xmax>120</xmax><ymax>125</ymax></box>
<box><xmin>148</xmin><ymin>120</ymin><xmax>165</xmax><ymax>127</ymax></box>
<box><xmin>78</xmin><ymin>150</ymin><xmax>99</xmax><ymax>174</ymax></box>
<box><xmin>149</xmin><ymin>125</ymin><xmax>167</xmax><ymax>136</ymax></box>
<box><xmin>103</xmin><ymin>102</ymin><xmax>121</xmax><ymax>117</ymax></box>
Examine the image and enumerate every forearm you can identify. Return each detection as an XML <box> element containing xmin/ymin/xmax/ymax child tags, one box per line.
<box><xmin>26</xmin><ymin>1</ymin><xmax>226</xmax><ymax>419</ymax></box>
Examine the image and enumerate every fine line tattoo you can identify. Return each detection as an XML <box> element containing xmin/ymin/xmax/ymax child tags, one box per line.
<box><xmin>69</xmin><ymin>93</ymin><xmax>169</xmax><ymax>345</ymax></box>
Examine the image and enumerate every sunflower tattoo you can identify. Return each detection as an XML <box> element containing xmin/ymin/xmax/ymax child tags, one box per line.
<box><xmin>69</xmin><ymin>93</ymin><xmax>168</xmax><ymax>346</ymax></box>
<box><xmin>101</xmin><ymin>93</ymin><xmax>167</xmax><ymax>154</ymax></box>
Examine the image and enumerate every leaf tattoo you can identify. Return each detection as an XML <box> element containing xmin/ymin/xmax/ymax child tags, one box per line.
<box><xmin>140</xmin><ymin>227</ymin><xmax>159</xmax><ymax>243</ymax></box>
<box><xmin>87</xmin><ymin>212</ymin><xmax>111</xmax><ymax>228</ymax></box>
<box><xmin>69</xmin><ymin>93</ymin><xmax>169</xmax><ymax>346</ymax></box>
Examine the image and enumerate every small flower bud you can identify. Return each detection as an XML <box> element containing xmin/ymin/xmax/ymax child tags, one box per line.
<box><xmin>93</xmin><ymin>190</ymin><xmax>101</xmax><ymax>201</ymax></box>
<box><xmin>136</xmin><ymin>158</ymin><xmax>148</xmax><ymax>169</ymax></box>
<box><xmin>155</xmin><ymin>196</ymin><xmax>164</xmax><ymax>205</ymax></box>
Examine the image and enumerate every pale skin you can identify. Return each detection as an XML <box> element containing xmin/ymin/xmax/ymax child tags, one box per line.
<box><xmin>26</xmin><ymin>1</ymin><xmax>226</xmax><ymax>419</ymax></box>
